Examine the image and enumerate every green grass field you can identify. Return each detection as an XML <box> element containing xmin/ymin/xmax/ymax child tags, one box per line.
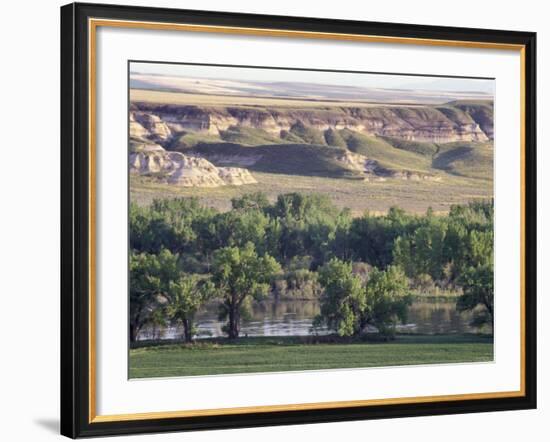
<box><xmin>129</xmin><ymin>334</ymin><xmax>493</xmax><ymax>378</ymax></box>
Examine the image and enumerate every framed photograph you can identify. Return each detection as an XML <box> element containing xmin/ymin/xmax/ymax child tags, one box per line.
<box><xmin>60</xmin><ymin>2</ymin><xmax>536</xmax><ymax>438</ymax></box>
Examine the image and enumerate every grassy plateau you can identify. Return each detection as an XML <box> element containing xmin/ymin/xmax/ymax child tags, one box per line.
<box><xmin>131</xmin><ymin>171</ymin><xmax>492</xmax><ymax>215</ymax></box>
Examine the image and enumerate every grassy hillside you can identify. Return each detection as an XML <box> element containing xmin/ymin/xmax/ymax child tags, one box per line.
<box><xmin>436</xmin><ymin>106</ymin><xmax>475</xmax><ymax>125</ymax></box>
<box><xmin>219</xmin><ymin>126</ymin><xmax>284</xmax><ymax>145</ymax></box>
<box><xmin>433</xmin><ymin>142</ymin><xmax>493</xmax><ymax>180</ymax></box>
<box><xmin>161</xmin><ymin>123</ymin><xmax>494</xmax><ymax>183</ymax></box>
<box><xmin>191</xmin><ymin>142</ymin><xmax>362</xmax><ymax>178</ymax></box>
<box><xmin>169</xmin><ymin>132</ymin><xmax>222</xmax><ymax>149</ymax></box>
<box><xmin>379</xmin><ymin>136</ymin><xmax>439</xmax><ymax>157</ymax></box>
<box><xmin>285</xmin><ymin>121</ymin><xmax>327</xmax><ymax>145</ymax></box>
<box><xmin>339</xmin><ymin>129</ymin><xmax>432</xmax><ymax>172</ymax></box>
<box><xmin>324</xmin><ymin>128</ymin><xmax>347</xmax><ymax>148</ymax></box>
<box><xmin>170</xmin><ymin>127</ymin><xmax>285</xmax><ymax>149</ymax></box>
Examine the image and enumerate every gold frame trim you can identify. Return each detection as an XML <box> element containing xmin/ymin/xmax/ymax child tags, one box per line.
<box><xmin>88</xmin><ymin>18</ymin><xmax>527</xmax><ymax>424</ymax></box>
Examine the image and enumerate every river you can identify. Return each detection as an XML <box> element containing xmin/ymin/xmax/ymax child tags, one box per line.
<box><xmin>139</xmin><ymin>298</ymin><xmax>484</xmax><ymax>341</ymax></box>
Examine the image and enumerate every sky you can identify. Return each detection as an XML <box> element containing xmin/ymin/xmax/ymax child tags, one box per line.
<box><xmin>130</xmin><ymin>61</ymin><xmax>494</xmax><ymax>95</ymax></box>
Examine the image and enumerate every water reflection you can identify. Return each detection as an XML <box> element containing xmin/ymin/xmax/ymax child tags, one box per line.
<box><xmin>139</xmin><ymin>298</ymin><xmax>485</xmax><ymax>341</ymax></box>
<box><xmin>401</xmin><ymin>301</ymin><xmax>476</xmax><ymax>334</ymax></box>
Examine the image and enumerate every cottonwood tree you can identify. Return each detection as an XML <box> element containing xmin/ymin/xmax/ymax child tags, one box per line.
<box><xmin>315</xmin><ymin>260</ymin><xmax>411</xmax><ymax>338</ymax></box>
<box><xmin>361</xmin><ymin>265</ymin><xmax>412</xmax><ymax>337</ymax></box>
<box><xmin>457</xmin><ymin>263</ymin><xmax>494</xmax><ymax>329</ymax></box>
<box><xmin>231</xmin><ymin>192</ymin><xmax>270</xmax><ymax>211</ymax></box>
<box><xmin>393</xmin><ymin>219</ymin><xmax>448</xmax><ymax>281</ymax></box>
<box><xmin>129</xmin><ymin>249</ymin><xmax>178</xmax><ymax>342</ymax></box>
<box><xmin>211</xmin><ymin>242</ymin><xmax>281</xmax><ymax>338</ymax></box>
<box><xmin>165</xmin><ymin>275</ymin><xmax>215</xmax><ymax>342</ymax></box>
<box><xmin>314</xmin><ymin>258</ymin><xmax>365</xmax><ymax>336</ymax></box>
<box><xmin>349</xmin><ymin>207</ymin><xmax>417</xmax><ymax>269</ymax></box>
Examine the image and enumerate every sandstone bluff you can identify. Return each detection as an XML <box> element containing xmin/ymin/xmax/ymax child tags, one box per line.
<box><xmin>129</xmin><ymin>100</ymin><xmax>492</xmax><ymax>187</ymax></box>
<box><xmin>130</xmin><ymin>102</ymin><xmax>493</xmax><ymax>144</ymax></box>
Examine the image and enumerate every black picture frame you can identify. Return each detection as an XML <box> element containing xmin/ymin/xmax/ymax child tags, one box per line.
<box><xmin>61</xmin><ymin>2</ymin><xmax>537</xmax><ymax>438</ymax></box>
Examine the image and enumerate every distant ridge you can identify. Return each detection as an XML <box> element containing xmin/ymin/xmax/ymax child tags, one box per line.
<box><xmin>130</xmin><ymin>74</ymin><xmax>493</xmax><ymax>106</ymax></box>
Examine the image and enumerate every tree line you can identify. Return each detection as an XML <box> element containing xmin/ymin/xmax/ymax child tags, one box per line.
<box><xmin>130</xmin><ymin>193</ymin><xmax>493</xmax><ymax>342</ymax></box>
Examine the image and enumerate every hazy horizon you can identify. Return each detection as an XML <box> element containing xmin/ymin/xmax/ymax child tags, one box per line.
<box><xmin>130</xmin><ymin>61</ymin><xmax>494</xmax><ymax>97</ymax></box>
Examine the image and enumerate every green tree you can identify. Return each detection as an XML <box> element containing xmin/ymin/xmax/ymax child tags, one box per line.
<box><xmin>330</xmin><ymin>209</ymin><xmax>353</xmax><ymax>261</ymax></box>
<box><xmin>457</xmin><ymin>263</ymin><xmax>494</xmax><ymax>329</ymax></box>
<box><xmin>314</xmin><ymin>258</ymin><xmax>365</xmax><ymax>336</ymax></box>
<box><xmin>315</xmin><ymin>262</ymin><xmax>411</xmax><ymax>338</ymax></box>
<box><xmin>444</xmin><ymin>200</ymin><xmax>493</xmax><ymax>282</ymax></box>
<box><xmin>166</xmin><ymin>275</ymin><xmax>214</xmax><ymax>342</ymax></box>
<box><xmin>349</xmin><ymin>207</ymin><xmax>417</xmax><ymax>269</ymax></box>
<box><xmin>231</xmin><ymin>192</ymin><xmax>270</xmax><ymax>211</ymax></box>
<box><xmin>129</xmin><ymin>249</ymin><xmax>179</xmax><ymax>342</ymax></box>
<box><xmin>393</xmin><ymin>219</ymin><xmax>448</xmax><ymax>281</ymax></box>
<box><xmin>129</xmin><ymin>203</ymin><xmax>151</xmax><ymax>252</ymax></box>
<box><xmin>362</xmin><ymin>266</ymin><xmax>412</xmax><ymax>337</ymax></box>
<box><xmin>269</xmin><ymin>193</ymin><xmax>338</xmax><ymax>221</ymax></box>
<box><xmin>211</xmin><ymin>243</ymin><xmax>281</xmax><ymax>338</ymax></box>
<box><xmin>267</xmin><ymin>193</ymin><xmax>341</xmax><ymax>264</ymax></box>
<box><xmin>277</xmin><ymin>268</ymin><xmax>322</xmax><ymax>300</ymax></box>
<box><xmin>129</xmin><ymin>198</ymin><xmax>215</xmax><ymax>254</ymax></box>
<box><xmin>203</xmin><ymin>209</ymin><xmax>269</xmax><ymax>254</ymax></box>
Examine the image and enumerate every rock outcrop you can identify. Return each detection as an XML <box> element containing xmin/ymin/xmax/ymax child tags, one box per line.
<box><xmin>217</xmin><ymin>167</ymin><xmax>258</xmax><ymax>185</ymax></box>
<box><xmin>130</xmin><ymin>100</ymin><xmax>493</xmax><ymax>144</ymax></box>
<box><xmin>129</xmin><ymin>113</ymin><xmax>151</xmax><ymax>140</ymax></box>
<box><xmin>133</xmin><ymin>112</ymin><xmax>172</xmax><ymax>142</ymax></box>
<box><xmin>130</xmin><ymin>148</ymin><xmax>257</xmax><ymax>187</ymax></box>
<box><xmin>336</xmin><ymin>151</ymin><xmax>378</xmax><ymax>174</ymax></box>
<box><xmin>335</xmin><ymin>151</ymin><xmax>440</xmax><ymax>181</ymax></box>
<box><xmin>128</xmin><ymin>100</ymin><xmax>492</xmax><ymax>185</ymax></box>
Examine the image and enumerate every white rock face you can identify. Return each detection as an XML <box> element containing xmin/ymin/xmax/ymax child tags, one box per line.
<box><xmin>132</xmin><ymin>112</ymin><xmax>172</xmax><ymax>141</ymax></box>
<box><xmin>129</xmin><ymin>113</ymin><xmax>151</xmax><ymax>140</ymax></box>
<box><xmin>130</xmin><ymin>148</ymin><xmax>257</xmax><ymax>187</ymax></box>
<box><xmin>166</xmin><ymin>153</ymin><xmax>226</xmax><ymax>187</ymax></box>
<box><xmin>336</xmin><ymin>151</ymin><xmax>378</xmax><ymax>174</ymax></box>
<box><xmin>218</xmin><ymin>167</ymin><xmax>259</xmax><ymax>185</ymax></box>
